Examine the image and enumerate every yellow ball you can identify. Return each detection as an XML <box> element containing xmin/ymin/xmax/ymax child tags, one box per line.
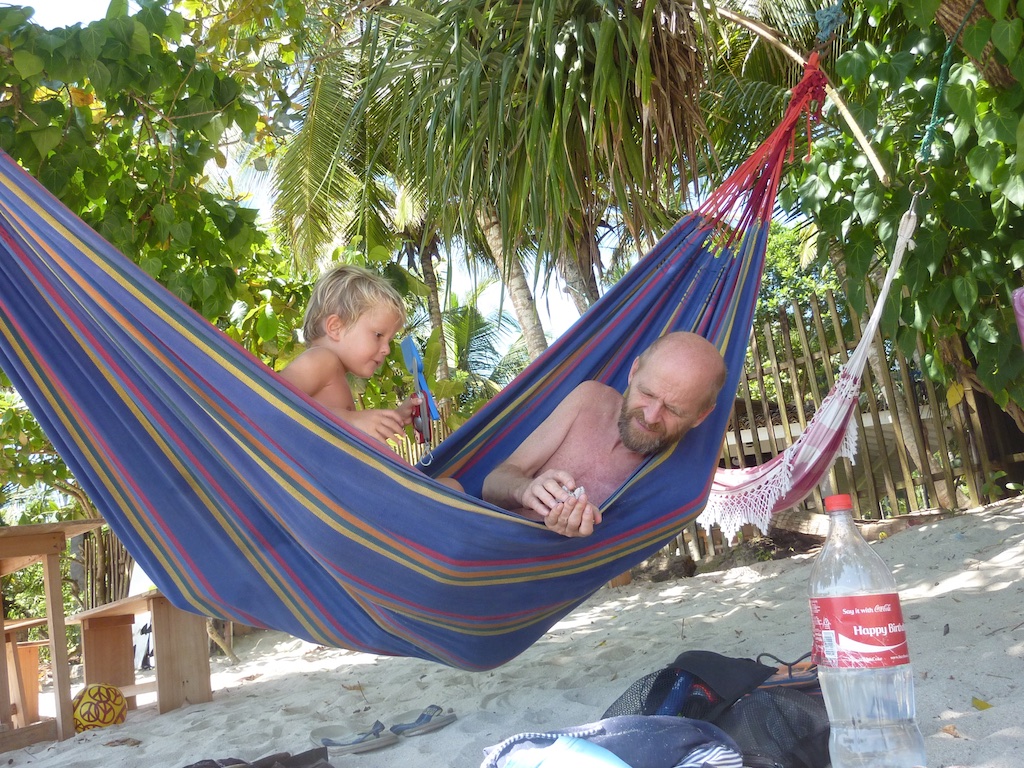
<box><xmin>72</xmin><ymin>683</ymin><xmax>128</xmax><ymax>733</ymax></box>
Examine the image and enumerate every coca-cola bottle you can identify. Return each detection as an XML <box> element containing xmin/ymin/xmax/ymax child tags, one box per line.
<box><xmin>808</xmin><ymin>494</ymin><xmax>927</xmax><ymax>767</ymax></box>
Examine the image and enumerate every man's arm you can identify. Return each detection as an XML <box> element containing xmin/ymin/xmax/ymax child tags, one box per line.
<box><xmin>482</xmin><ymin>384</ymin><xmax>602</xmax><ymax>536</ymax></box>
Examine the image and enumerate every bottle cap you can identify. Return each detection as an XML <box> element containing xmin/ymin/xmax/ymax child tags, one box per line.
<box><xmin>824</xmin><ymin>494</ymin><xmax>853</xmax><ymax>512</ymax></box>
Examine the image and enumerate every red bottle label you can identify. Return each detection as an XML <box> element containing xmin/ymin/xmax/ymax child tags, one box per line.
<box><xmin>809</xmin><ymin>593</ymin><xmax>909</xmax><ymax>668</ymax></box>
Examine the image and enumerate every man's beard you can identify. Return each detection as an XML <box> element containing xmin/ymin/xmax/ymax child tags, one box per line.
<box><xmin>618</xmin><ymin>404</ymin><xmax>676</xmax><ymax>455</ymax></box>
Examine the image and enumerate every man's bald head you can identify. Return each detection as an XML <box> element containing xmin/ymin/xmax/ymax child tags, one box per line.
<box><xmin>635</xmin><ymin>332</ymin><xmax>727</xmax><ymax>414</ymax></box>
<box><xmin>619</xmin><ymin>332</ymin><xmax>727</xmax><ymax>454</ymax></box>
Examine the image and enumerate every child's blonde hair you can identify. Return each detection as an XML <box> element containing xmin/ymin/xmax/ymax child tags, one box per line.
<box><xmin>302</xmin><ymin>264</ymin><xmax>405</xmax><ymax>342</ymax></box>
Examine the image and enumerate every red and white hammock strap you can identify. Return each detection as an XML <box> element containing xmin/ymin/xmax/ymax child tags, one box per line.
<box><xmin>700</xmin><ymin>194</ymin><xmax>921</xmax><ymax>540</ymax></box>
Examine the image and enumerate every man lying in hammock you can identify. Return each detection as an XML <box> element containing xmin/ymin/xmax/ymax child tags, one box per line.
<box><xmin>482</xmin><ymin>332</ymin><xmax>726</xmax><ymax>537</ymax></box>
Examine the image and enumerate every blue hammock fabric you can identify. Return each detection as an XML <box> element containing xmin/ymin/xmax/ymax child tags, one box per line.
<box><xmin>0</xmin><ymin>67</ymin><xmax>826</xmax><ymax>670</ymax></box>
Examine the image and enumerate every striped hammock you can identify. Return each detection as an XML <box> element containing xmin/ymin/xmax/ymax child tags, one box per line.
<box><xmin>0</xmin><ymin>64</ymin><xmax>827</xmax><ymax>670</ymax></box>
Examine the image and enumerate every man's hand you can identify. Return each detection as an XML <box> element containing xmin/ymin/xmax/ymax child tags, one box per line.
<box><xmin>519</xmin><ymin>469</ymin><xmax>580</xmax><ymax>519</ymax></box>
<box><xmin>543</xmin><ymin>491</ymin><xmax>602</xmax><ymax>537</ymax></box>
<box><xmin>519</xmin><ymin>470</ymin><xmax>602</xmax><ymax>537</ymax></box>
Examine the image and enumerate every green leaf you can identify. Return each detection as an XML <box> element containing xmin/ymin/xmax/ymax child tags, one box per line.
<box><xmin>86</xmin><ymin>60</ymin><xmax>111</xmax><ymax>95</ymax></box>
<box><xmin>139</xmin><ymin>256</ymin><xmax>162</xmax><ymax>278</ymax></box>
<box><xmin>927</xmin><ymin>279</ymin><xmax>953</xmax><ymax>317</ymax></box>
<box><xmin>84</xmin><ymin>171</ymin><xmax>107</xmax><ymax>200</ymax></box>
<box><xmin>999</xmin><ymin>172</ymin><xmax>1024</xmax><ymax>206</ymax></box>
<box><xmin>966</xmin><ymin>142</ymin><xmax>1001</xmax><ymax>187</ymax></box>
<box><xmin>993</xmin><ymin>18</ymin><xmax>1023</xmax><ymax>59</ymax></box>
<box><xmin>963</xmin><ymin>18</ymin><xmax>995</xmax><ymax>61</ymax></box>
<box><xmin>844</xmin><ymin>228</ymin><xmax>875</xmax><ymax>280</ymax></box>
<box><xmin>871</xmin><ymin>62</ymin><xmax>899</xmax><ymax>86</ymax></box>
<box><xmin>130</xmin><ymin>20</ymin><xmax>152</xmax><ymax>56</ymax></box>
<box><xmin>989</xmin><ymin>0</ymin><xmax>1011</xmax><ymax>17</ymax></box>
<box><xmin>1017</xmin><ymin>116</ymin><xmax>1024</xmax><ymax>171</ymax></box>
<box><xmin>153</xmin><ymin>203</ymin><xmax>175</xmax><ymax>227</ymax></box>
<box><xmin>12</xmin><ymin>50</ymin><xmax>44</xmax><ymax>79</ymax></box>
<box><xmin>29</xmin><ymin>126</ymin><xmax>61</xmax><ymax>157</ymax></box>
<box><xmin>890</xmin><ymin>52</ymin><xmax>916</xmax><ymax>82</ymax></box>
<box><xmin>979</xmin><ymin>110</ymin><xmax>1019</xmax><ymax>144</ymax></box>
<box><xmin>234</xmin><ymin>103</ymin><xmax>259</xmax><ymax>135</ymax></box>
<box><xmin>943</xmin><ymin>194</ymin><xmax>990</xmax><ymax>229</ymax></box>
<box><xmin>853</xmin><ymin>184</ymin><xmax>883</xmax><ymax>225</ymax></box>
<box><xmin>79</xmin><ymin>26</ymin><xmax>105</xmax><ymax>60</ymax></box>
<box><xmin>170</xmin><ymin>221</ymin><xmax>192</xmax><ymax>244</ymax></box>
<box><xmin>1011</xmin><ymin>48</ymin><xmax>1024</xmax><ymax>82</ymax></box>
<box><xmin>1010</xmin><ymin>240</ymin><xmax>1024</xmax><ymax>269</ymax></box>
<box><xmin>901</xmin><ymin>251</ymin><xmax>932</xmax><ymax>296</ymax></box>
<box><xmin>798</xmin><ymin>174</ymin><xmax>831</xmax><ymax>206</ymax></box>
<box><xmin>256</xmin><ymin>306</ymin><xmax>279</xmax><ymax>342</ymax></box>
<box><xmin>137</xmin><ymin>3</ymin><xmax>167</xmax><ymax>34</ymax></box>
<box><xmin>902</xmin><ymin>0</ymin><xmax>944</xmax><ymax>29</ymax></box>
<box><xmin>835</xmin><ymin>50</ymin><xmax>870</xmax><ymax>84</ymax></box>
<box><xmin>952</xmin><ymin>274</ymin><xmax>979</xmax><ymax>315</ymax></box>
<box><xmin>198</xmin><ymin>275</ymin><xmax>218</xmax><ymax>300</ymax></box>
<box><xmin>968</xmin><ymin>314</ymin><xmax>1000</xmax><ymax>346</ymax></box>
<box><xmin>164</xmin><ymin>11</ymin><xmax>185</xmax><ymax>42</ymax></box>
<box><xmin>944</xmin><ymin>82</ymin><xmax>977</xmax><ymax>121</ymax></box>
<box><xmin>106</xmin><ymin>0</ymin><xmax>129</xmax><ymax>18</ymax></box>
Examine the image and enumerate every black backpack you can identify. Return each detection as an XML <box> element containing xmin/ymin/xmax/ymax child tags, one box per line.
<box><xmin>602</xmin><ymin>650</ymin><xmax>830</xmax><ymax>768</ymax></box>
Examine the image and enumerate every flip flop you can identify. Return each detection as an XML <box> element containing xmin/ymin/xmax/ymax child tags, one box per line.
<box><xmin>309</xmin><ymin>720</ymin><xmax>399</xmax><ymax>754</ymax></box>
<box><xmin>756</xmin><ymin>652</ymin><xmax>819</xmax><ymax>690</ymax></box>
<box><xmin>389</xmin><ymin>704</ymin><xmax>457</xmax><ymax>736</ymax></box>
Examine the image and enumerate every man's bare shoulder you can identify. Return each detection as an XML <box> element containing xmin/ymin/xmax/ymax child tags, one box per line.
<box><xmin>570</xmin><ymin>379</ymin><xmax>618</xmax><ymax>397</ymax></box>
<box><xmin>568</xmin><ymin>380</ymin><xmax>622</xmax><ymax>408</ymax></box>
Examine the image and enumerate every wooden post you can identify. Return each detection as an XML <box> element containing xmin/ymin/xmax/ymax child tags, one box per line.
<box><xmin>42</xmin><ymin>553</ymin><xmax>74</xmax><ymax>739</ymax></box>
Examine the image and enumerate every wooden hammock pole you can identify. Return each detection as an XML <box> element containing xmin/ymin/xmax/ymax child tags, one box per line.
<box><xmin>716</xmin><ymin>8</ymin><xmax>891</xmax><ymax>188</ymax></box>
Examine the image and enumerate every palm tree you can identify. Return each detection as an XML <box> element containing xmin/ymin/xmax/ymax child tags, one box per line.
<box><xmin>352</xmin><ymin>0</ymin><xmax>716</xmax><ymax>356</ymax></box>
<box><xmin>445</xmin><ymin>297</ymin><xmax>527</xmax><ymax>411</ymax></box>
<box><xmin>264</xmin><ymin>9</ymin><xmax>466</xmax><ymax>373</ymax></box>
<box><xmin>408</xmin><ymin>282</ymin><xmax>528</xmax><ymax>415</ymax></box>
<box><xmin>251</xmin><ymin>0</ymin><xmax>856</xmax><ymax>361</ymax></box>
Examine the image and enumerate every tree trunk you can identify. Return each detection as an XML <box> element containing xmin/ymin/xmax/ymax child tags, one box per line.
<box><xmin>938</xmin><ymin>335</ymin><xmax>1024</xmax><ymax>432</ymax></box>
<box><xmin>207</xmin><ymin>619</ymin><xmax>240</xmax><ymax>664</ymax></box>
<box><xmin>935</xmin><ymin>0</ymin><xmax>1015</xmax><ymax>89</ymax></box>
<box><xmin>840</xmin><ymin>249</ymin><xmax>956</xmax><ymax>509</ymax></box>
<box><xmin>476</xmin><ymin>205</ymin><xmax>548</xmax><ymax>359</ymax></box>
<box><xmin>557</xmin><ymin>220</ymin><xmax>601</xmax><ymax>314</ymax></box>
<box><xmin>416</xmin><ymin>234</ymin><xmax>451</xmax><ymax>380</ymax></box>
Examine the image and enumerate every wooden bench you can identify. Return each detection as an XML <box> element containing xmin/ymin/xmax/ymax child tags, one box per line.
<box><xmin>67</xmin><ymin>589</ymin><xmax>212</xmax><ymax>714</ymax></box>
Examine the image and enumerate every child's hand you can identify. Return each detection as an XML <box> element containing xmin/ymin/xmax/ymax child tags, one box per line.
<box><xmin>346</xmin><ymin>409</ymin><xmax>408</xmax><ymax>443</ymax></box>
<box><xmin>396</xmin><ymin>393</ymin><xmax>422</xmax><ymax>424</ymax></box>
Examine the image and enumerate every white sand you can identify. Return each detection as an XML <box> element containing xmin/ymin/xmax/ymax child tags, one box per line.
<box><xmin>8</xmin><ymin>496</ymin><xmax>1024</xmax><ymax>768</ymax></box>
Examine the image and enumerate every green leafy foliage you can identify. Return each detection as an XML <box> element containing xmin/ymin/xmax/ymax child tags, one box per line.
<box><xmin>791</xmin><ymin>0</ymin><xmax>1024</xmax><ymax>418</ymax></box>
<box><xmin>0</xmin><ymin>3</ymin><xmax>310</xmax><ymax>532</ymax></box>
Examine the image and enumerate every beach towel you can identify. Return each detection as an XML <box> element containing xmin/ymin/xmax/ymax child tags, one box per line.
<box><xmin>480</xmin><ymin>716</ymin><xmax>744</xmax><ymax>768</ymax></box>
